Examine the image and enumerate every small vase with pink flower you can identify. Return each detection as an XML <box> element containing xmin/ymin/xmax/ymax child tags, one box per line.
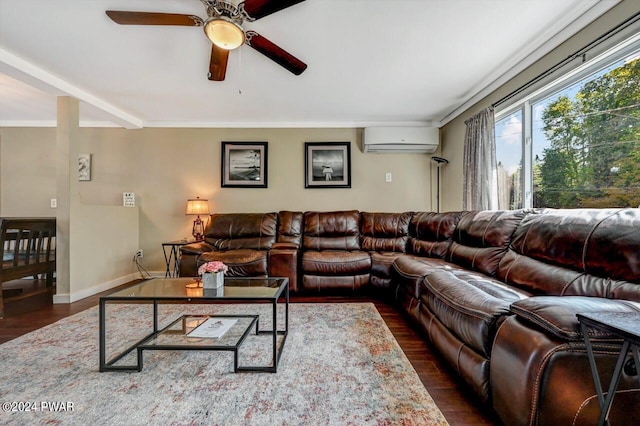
<box><xmin>198</xmin><ymin>261</ymin><xmax>228</xmax><ymax>289</ymax></box>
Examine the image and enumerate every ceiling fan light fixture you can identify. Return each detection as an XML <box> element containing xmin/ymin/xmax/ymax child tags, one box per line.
<box><xmin>204</xmin><ymin>17</ymin><xmax>245</xmax><ymax>50</ymax></box>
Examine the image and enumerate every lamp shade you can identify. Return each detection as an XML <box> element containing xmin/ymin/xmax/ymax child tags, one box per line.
<box><xmin>185</xmin><ymin>197</ymin><xmax>210</xmax><ymax>216</ymax></box>
<box><xmin>204</xmin><ymin>17</ymin><xmax>245</xmax><ymax>50</ymax></box>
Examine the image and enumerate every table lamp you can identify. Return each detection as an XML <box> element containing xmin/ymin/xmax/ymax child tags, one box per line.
<box><xmin>185</xmin><ymin>197</ymin><xmax>210</xmax><ymax>241</ymax></box>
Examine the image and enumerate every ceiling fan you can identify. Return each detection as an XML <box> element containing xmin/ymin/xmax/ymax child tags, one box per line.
<box><xmin>106</xmin><ymin>0</ymin><xmax>307</xmax><ymax>81</ymax></box>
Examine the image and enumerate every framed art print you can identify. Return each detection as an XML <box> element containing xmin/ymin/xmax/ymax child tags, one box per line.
<box><xmin>221</xmin><ymin>142</ymin><xmax>268</xmax><ymax>188</ymax></box>
<box><xmin>78</xmin><ymin>153</ymin><xmax>91</xmax><ymax>181</ymax></box>
<box><xmin>305</xmin><ymin>142</ymin><xmax>351</xmax><ymax>188</ymax></box>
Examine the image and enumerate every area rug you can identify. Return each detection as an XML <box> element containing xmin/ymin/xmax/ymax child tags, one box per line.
<box><xmin>0</xmin><ymin>303</ymin><xmax>448</xmax><ymax>425</ymax></box>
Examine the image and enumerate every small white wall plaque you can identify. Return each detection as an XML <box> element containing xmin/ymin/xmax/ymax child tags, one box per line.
<box><xmin>123</xmin><ymin>192</ymin><xmax>135</xmax><ymax>207</ymax></box>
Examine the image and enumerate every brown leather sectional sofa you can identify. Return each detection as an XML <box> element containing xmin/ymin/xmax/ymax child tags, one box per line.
<box><xmin>179</xmin><ymin>208</ymin><xmax>640</xmax><ymax>425</ymax></box>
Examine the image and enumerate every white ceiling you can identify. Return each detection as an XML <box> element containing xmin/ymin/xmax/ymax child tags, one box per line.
<box><xmin>0</xmin><ymin>0</ymin><xmax>619</xmax><ymax>129</ymax></box>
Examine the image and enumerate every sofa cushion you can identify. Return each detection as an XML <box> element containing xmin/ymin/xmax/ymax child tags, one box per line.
<box><xmin>408</xmin><ymin>211</ymin><xmax>462</xmax><ymax>257</ymax></box>
<box><xmin>510</xmin><ymin>296</ymin><xmax>640</xmax><ymax>341</ymax></box>
<box><xmin>277</xmin><ymin>211</ymin><xmax>303</xmax><ymax>246</ymax></box>
<box><xmin>360</xmin><ymin>212</ymin><xmax>412</xmax><ymax>252</ymax></box>
<box><xmin>421</xmin><ymin>269</ymin><xmax>530</xmax><ymax>357</ymax></box>
<box><xmin>302</xmin><ymin>250</ymin><xmax>371</xmax><ymax>275</ymax></box>
<box><xmin>198</xmin><ymin>249</ymin><xmax>268</xmax><ymax>276</ymax></box>
<box><xmin>302</xmin><ymin>274</ymin><xmax>369</xmax><ymax>292</ymax></box>
<box><xmin>371</xmin><ymin>252</ymin><xmax>402</xmax><ymax>278</ymax></box>
<box><xmin>497</xmin><ymin>208</ymin><xmax>640</xmax><ymax>301</ymax></box>
<box><xmin>418</xmin><ymin>302</ymin><xmax>492</xmax><ymax>403</ymax></box>
<box><xmin>204</xmin><ymin>213</ymin><xmax>277</xmax><ymax>250</ymax></box>
<box><xmin>303</xmin><ymin>210</ymin><xmax>360</xmax><ymax>251</ymax></box>
<box><xmin>446</xmin><ymin>209</ymin><xmax>529</xmax><ymax>277</ymax></box>
<box><xmin>392</xmin><ymin>255</ymin><xmax>461</xmax><ymax>299</ymax></box>
<box><xmin>498</xmin><ymin>252</ymin><xmax>596</xmax><ymax>296</ymax></box>
<box><xmin>370</xmin><ymin>252</ymin><xmax>403</xmax><ymax>288</ymax></box>
<box><xmin>585</xmin><ymin>208</ymin><xmax>640</xmax><ymax>296</ymax></box>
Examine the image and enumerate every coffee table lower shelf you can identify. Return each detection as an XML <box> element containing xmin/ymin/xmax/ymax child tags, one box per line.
<box><xmin>139</xmin><ymin>314</ymin><xmax>260</xmax><ymax>373</ymax></box>
<box><xmin>102</xmin><ymin>314</ymin><xmax>274</xmax><ymax>373</ymax></box>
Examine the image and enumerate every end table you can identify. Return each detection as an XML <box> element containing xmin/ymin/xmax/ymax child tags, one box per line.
<box><xmin>577</xmin><ymin>311</ymin><xmax>640</xmax><ymax>426</ymax></box>
<box><xmin>162</xmin><ymin>240</ymin><xmax>188</xmax><ymax>278</ymax></box>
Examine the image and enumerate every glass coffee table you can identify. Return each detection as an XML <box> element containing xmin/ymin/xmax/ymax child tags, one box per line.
<box><xmin>99</xmin><ymin>277</ymin><xmax>288</xmax><ymax>373</ymax></box>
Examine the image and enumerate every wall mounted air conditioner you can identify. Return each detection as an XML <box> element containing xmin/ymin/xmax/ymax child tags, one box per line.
<box><xmin>362</xmin><ymin>127</ymin><xmax>439</xmax><ymax>153</ymax></box>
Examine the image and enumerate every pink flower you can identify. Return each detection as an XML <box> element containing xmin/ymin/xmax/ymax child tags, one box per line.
<box><xmin>198</xmin><ymin>261</ymin><xmax>228</xmax><ymax>275</ymax></box>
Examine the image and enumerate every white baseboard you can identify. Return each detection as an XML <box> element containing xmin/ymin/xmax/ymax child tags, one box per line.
<box><xmin>53</xmin><ymin>271</ymin><xmax>165</xmax><ymax>304</ymax></box>
<box><xmin>52</xmin><ymin>294</ymin><xmax>71</xmax><ymax>304</ymax></box>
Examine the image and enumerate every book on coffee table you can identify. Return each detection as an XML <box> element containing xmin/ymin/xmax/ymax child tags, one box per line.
<box><xmin>187</xmin><ymin>318</ymin><xmax>237</xmax><ymax>339</ymax></box>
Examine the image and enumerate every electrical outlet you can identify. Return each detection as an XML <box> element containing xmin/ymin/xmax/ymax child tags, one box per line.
<box><xmin>385</xmin><ymin>172</ymin><xmax>392</xmax><ymax>183</ymax></box>
<box><xmin>136</xmin><ymin>249</ymin><xmax>143</xmax><ymax>258</ymax></box>
<box><xmin>50</xmin><ymin>198</ymin><xmax>57</xmax><ymax>208</ymax></box>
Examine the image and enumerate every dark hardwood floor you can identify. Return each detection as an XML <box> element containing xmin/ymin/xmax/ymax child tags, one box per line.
<box><xmin>0</xmin><ymin>279</ymin><xmax>499</xmax><ymax>426</ymax></box>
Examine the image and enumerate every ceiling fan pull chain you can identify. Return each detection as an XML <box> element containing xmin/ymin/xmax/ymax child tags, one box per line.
<box><xmin>238</xmin><ymin>47</ymin><xmax>243</xmax><ymax>95</ymax></box>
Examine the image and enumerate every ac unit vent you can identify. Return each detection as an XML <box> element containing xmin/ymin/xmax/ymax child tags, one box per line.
<box><xmin>363</xmin><ymin>127</ymin><xmax>439</xmax><ymax>153</ymax></box>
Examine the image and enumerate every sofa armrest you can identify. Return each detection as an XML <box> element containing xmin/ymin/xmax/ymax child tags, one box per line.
<box><xmin>269</xmin><ymin>245</ymin><xmax>300</xmax><ymax>293</ymax></box>
<box><xmin>180</xmin><ymin>241</ymin><xmax>214</xmax><ymax>255</ymax></box>
<box><xmin>179</xmin><ymin>242</ymin><xmax>215</xmax><ymax>276</ymax></box>
<box><xmin>492</xmin><ymin>298</ymin><xmax>640</xmax><ymax>426</ymax></box>
<box><xmin>272</xmin><ymin>242</ymin><xmax>299</xmax><ymax>250</ymax></box>
<box><xmin>510</xmin><ymin>295</ymin><xmax>640</xmax><ymax>341</ymax></box>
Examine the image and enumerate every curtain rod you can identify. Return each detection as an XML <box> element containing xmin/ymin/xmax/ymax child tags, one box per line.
<box><xmin>492</xmin><ymin>9</ymin><xmax>640</xmax><ymax>109</ymax></box>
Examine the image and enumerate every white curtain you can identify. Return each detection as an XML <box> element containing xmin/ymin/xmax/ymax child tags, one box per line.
<box><xmin>463</xmin><ymin>107</ymin><xmax>499</xmax><ymax>210</ymax></box>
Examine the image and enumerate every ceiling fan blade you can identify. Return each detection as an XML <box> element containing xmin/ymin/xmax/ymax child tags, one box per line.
<box><xmin>245</xmin><ymin>31</ymin><xmax>307</xmax><ymax>76</ymax></box>
<box><xmin>209</xmin><ymin>44</ymin><xmax>229</xmax><ymax>81</ymax></box>
<box><xmin>106</xmin><ymin>11</ymin><xmax>203</xmax><ymax>26</ymax></box>
<box><xmin>240</xmin><ymin>0</ymin><xmax>306</xmax><ymax>21</ymax></box>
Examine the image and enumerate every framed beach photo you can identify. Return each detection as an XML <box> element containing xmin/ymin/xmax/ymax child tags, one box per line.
<box><xmin>221</xmin><ymin>142</ymin><xmax>268</xmax><ymax>188</ymax></box>
<box><xmin>305</xmin><ymin>142</ymin><xmax>351</xmax><ymax>188</ymax></box>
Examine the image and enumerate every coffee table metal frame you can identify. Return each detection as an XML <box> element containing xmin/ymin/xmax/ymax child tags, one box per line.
<box><xmin>136</xmin><ymin>314</ymin><xmax>258</xmax><ymax>372</ymax></box>
<box><xmin>99</xmin><ymin>277</ymin><xmax>289</xmax><ymax>373</ymax></box>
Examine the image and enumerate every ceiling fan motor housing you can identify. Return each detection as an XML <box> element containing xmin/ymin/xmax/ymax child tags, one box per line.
<box><xmin>204</xmin><ymin>0</ymin><xmax>244</xmax><ymax>22</ymax></box>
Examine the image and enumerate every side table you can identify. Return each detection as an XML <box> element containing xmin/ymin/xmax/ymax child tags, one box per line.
<box><xmin>162</xmin><ymin>240</ymin><xmax>188</xmax><ymax>278</ymax></box>
<box><xmin>577</xmin><ymin>312</ymin><xmax>640</xmax><ymax>426</ymax></box>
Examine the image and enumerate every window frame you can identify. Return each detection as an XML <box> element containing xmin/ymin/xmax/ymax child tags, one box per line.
<box><xmin>494</xmin><ymin>33</ymin><xmax>640</xmax><ymax>209</ymax></box>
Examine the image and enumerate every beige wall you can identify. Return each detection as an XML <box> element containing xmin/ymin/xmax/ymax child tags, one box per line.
<box><xmin>1</xmin><ymin>127</ymin><xmax>57</xmax><ymax>216</ymax></box>
<box><xmin>1</xmin><ymin>126</ymin><xmax>434</xmax><ymax>271</ymax></box>
<box><xmin>67</xmin><ymin>204</ymin><xmax>139</xmax><ymax>302</ymax></box>
<box><xmin>440</xmin><ymin>0</ymin><xmax>640</xmax><ymax>212</ymax></box>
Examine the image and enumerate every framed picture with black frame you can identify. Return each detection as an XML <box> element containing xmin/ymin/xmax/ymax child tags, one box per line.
<box><xmin>221</xmin><ymin>142</ymin><xmax>268</xmax><ymax>188</ymax></box>
<box><xmin>304</xmin><ymin>142</ymin><xmax>351</xmax><ymax>188</ymax></box>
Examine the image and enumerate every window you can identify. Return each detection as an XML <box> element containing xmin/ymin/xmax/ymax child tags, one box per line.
<box><xmin>495</xmin><ymin>37</ymin><xmax>640</xmax><ymax>209</ymax></box>
<box><xmin>495</xmin><ymin>110</ymin><xmax>523</xmax><ymax>209</ymax></box>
